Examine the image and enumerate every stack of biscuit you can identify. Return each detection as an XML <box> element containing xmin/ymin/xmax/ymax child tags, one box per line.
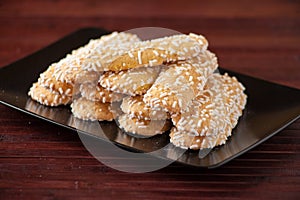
<box><xmin>28</xmin><ymin>31</ymin><xmax>247</xmax><ymax>150</ymax></box>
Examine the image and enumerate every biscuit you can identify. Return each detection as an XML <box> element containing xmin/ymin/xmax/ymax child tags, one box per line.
<box><xmin>28</xmin><ymin>83</ymin><xmax>71</xmax><ymax>106</ymax></box>
<box><xmin>120</xmin><ymin>95</ymin><xmax>169</xmax><ymax>120</ymax></box>
<box><xmin>51</xmin><ymin>55</ymin><xmax>92</xmax><ymax>86</ymax></box>
<box><xmin>143</xmin><ymin>50</ymin><xmax>218</xmax><ymax>113</ymax></box>
<box><xmin>38</xmin><ymin>63</ymin><xmax>100</xmax><ymax>98</ymax></box>
<box><xmin>117</xmin><ymin>114</ymin><xmax>172</xmax><ymax>137</ymax></box>
<box><xmin>75</xmin><ymin>70</ymin><xmax>100</xmax><ymax>84</ymax></box>
<box><xmin>27</xmin><ymin>30</ymin><xmax>248</xmax><ymax>150</ymax></box>
<box><xmin>80</xmin><ymin>32</ymin><xmax>141</xmax><ymax>72</ymax></box>
<box><xmin>72</xmin><ymin>32</ymin><xmax>134</xmax><ymax>56</ymax></box>
<box><xmin>29</xmin><ymin>31</ymin><xmax>140</xmax><ymax>106</ymax></box>
<box><xmin>107</xmin><ymin>33</ymin><xmax>208</xmax><ymax>71</ymax></box>
<box><xmin>169</xmin><ymin>126</ymin><xmax>231</xmax><ymax>150</ymax></box>
<box><xmin>107</xmin><ymin>48</ymin><xmax>178</xmax><ymax>71</ymax></box>
<box><xmin>38</xmin><ymin>65</ymin><xmax>74</xmax><ymax>96</ymax></box>
<box><xmin>51</xmin><ymin>32</ymin><xmax>141</xmax><ymax>85</ymax></box>
<box><xmin>79</xmin><ymin>82</ymin><xmax>124</xmax><ymax>103</ymax></box>
<box><xmin>170</xmin><ymin>73</ymin><xmax>247</xmax><ymax>149</ymax></box>
<box><xmin>99</xmin><ymin>66</ymin><xmax>162</xmax><ymax>96</ymax></box>
<box><xmin>70</xmin><ymin>97</ymin><xmax>114</xmax><ymax>121</ymax></box>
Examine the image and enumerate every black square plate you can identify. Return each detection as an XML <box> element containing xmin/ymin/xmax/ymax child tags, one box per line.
<box><xmin>1</xmin><ymin>27</ymin><xmax>300</xmax><ymax>168</ymax></box>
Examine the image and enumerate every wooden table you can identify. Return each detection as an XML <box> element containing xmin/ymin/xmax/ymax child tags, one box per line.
<box><xmin>1</xmin><ymin>0</ymin><xmax>299</xmax><ymax>199</ymax></box>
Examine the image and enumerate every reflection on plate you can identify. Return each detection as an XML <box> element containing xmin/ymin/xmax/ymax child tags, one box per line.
<box><xmin>1</xmin><ymin>28</ymin><xmax>300</xmax><ymax>168</ymax></box>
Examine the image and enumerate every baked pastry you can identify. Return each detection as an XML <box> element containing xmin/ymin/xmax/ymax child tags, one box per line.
<box><xmin>28</xmin><ymin>83</ymin><xmax>71</xmax><ymax>106</ymax></box>
<box><xmin>80</xmin><ymin>32</ymin><xmax>141</xmax><ymax>72</ymax></box>
<box><xmin>38</xmin><ymin>65</ymin><xmax>74</xmax><ymax>96</ymax></box>
<box><xmin>117</xmin><ymin>114</ymin><xmax>172</xmax><ymax>137</ymax></box>
<box><xmin>70</xmin><ymin>97</ymin><xmax>114</xmax><ymax>121</ymax></box>
<box><xmin>28</xmin><ymin>31</ymin><xmax>248</xmax><ymax>151</ymax></box>
<box><xmin>143</xmin><ymin>50</ymin><xmax>218</xmax><ymax>113</ymax></box>
<box><xmin>99</xmin><ymin>66</ymin><xmax>162</xmax><ymax>96</ymax></box>
<box><xmin>79</xmin><ymin>82</ymin><xmax>124</xmax><ymax>103</ymax></box>
<box><xmin>170</xmin><ymin>73</ymin><xmax>247</xmax><ymax>149</ymax></box>
<box><xmin>107</xmin><ymin>33</ymin><xmax>208</xmax><ymax>71</ymax></box>
<box><xmin>120</xmin><ymin>95</ymin><xmax>169</xmax><ymax>120</ymax></box>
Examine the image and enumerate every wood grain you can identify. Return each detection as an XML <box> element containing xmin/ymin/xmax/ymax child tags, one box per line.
<box><xmin>0</xmin><ymin>0</ymin><xmax>300</xmax><ymax>199</ymax></box>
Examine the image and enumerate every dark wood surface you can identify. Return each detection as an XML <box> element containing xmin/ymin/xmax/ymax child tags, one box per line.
<box><xmin>0</xmin><ymin>0</ymin><xmax>299</xmax><ymax>199</ymax></box>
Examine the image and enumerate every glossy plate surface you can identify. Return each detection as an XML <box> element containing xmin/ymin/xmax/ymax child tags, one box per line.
<box><xmin>1</xmin><ymin>28</ymin><xmax>300</xmax><ymax>168</ymax></box>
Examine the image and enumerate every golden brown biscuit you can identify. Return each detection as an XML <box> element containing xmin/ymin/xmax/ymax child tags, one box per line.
<box><xmin>72</xmin><ymin>32</ymin><xmax>136</xmax><ymax>56</ymax></box>
<box><xmin>51</xmin><ymin>56</ymin><xmax>93</xmax><ymax>86</ymax></box>
<box><xmin>170</xmin><ymin>73</ymin><xmax>247</xmax><ymax>150</ymax></box>
<box><xmin>106</xmin><ymin>33</ymin><xmax>208</xmax><ymax>71</ymax></box>
<box><xmin>30</xmin><ymin>32</ymin><xmax>139</xmax><ymax>103</ymax></box>
<box><xmin>80</xmin><ymin>32</ymin><xmax>141</xmax><ymax>72</ymax></box>
<box><xmin>75</xmin><ymin>70</ymin><xmax>100</xmax><ymax>84</ymax></box>
<box><xmin>51</xmin><ymin>32</ymin><xmax>141</xmax><ymax>84</ymax></box>
<box><xmin>143</xmin><ymin>50</ymin><xmax>218</xmax><ymax>113</ymax></box>
<box><xmin>120</xmin><ymin>95</ymin><xmax>169</xmax><ymax>120</ymax></box>
<box><xmin>99</xmin><ymin>66</ymin><xmax>162</xmax><ymax>96</ymax></box>
<box><xmin>38</xmin><ymin>63</ymin><xmax>100</xmax><ymax>98</ymax></box>
<box><xmin>117</xmin><ymin>114</ymin><xmax>172</xmax><ymax>137</ymax></box>
<box><xmin>28</xmin><ymin>83</ymin><xmax>71</xmax><ymax>106</ymax></box>
<box><xmin>79</xmin><ymin>82</ymin><xmax>124</xmax><ymax>103</ymax></box>
<box><xmin>169</xmin><ymin>126</ymin><xmax>231</xmax><ymax>150</ymax></box>
<box><xmin>70</xmin><ymin>97</ymin><xmax>114</xmax><ymax>121</ymax></box>
<box><xmin>38</xmin><ymin>65</ymin><xmax>74</xmax><ymax>96</ymax></box>
<box><xmin>107</xmin><ymin>48</ymin><xmax>178</xmax><ymax>71</ymax></box>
